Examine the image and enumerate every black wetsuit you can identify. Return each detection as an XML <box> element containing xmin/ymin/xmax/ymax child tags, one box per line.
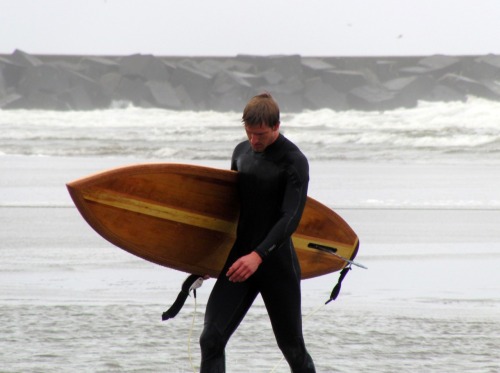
<box><xmin>200</xmin><ymin>134</ymin><xmax>316</xmax><ymax>373</ymax></box>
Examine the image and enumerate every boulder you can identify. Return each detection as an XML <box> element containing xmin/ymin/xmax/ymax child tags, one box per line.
<box><xmin>259</xmin><ymin>75</ymin><xmax>305</xmax><ymax>112</ymax></box>
<box><xmin>146</xmin><ymin>80</ymin><xmax>182</xmax><ymax>109</ymax></box>
<box><xmin>303</xmin><ymin>77</ymin><xmax>347</xmax><ymax>110</ymax></box>
<box><xmin>347</xmin><ymin>85</ymin><xmax>400</xmax><ymax>111</ymax></box>
<box><xmin>0</xmin><ymin>56</ymin><xmax>25</xmax><ymax>87</ymax></box>
<box><xmin>113</xmin><ymin>75</ymin><xmax>155</xmax><ymax>107</ymax></box>
<box><xmin>119</xmin><ymin>54</ymin><xmax>170</xmax><ymax>81</ymax></box>
<box><xmin>383</xmin><ymin>75</ymin><xmax>435</xmax><ymax>106</ymax></box>
<box><xmin>5</xmin><ymin>90</ymin><xmax>69</xmax><ymax>110</ymax></box>
<box><xmin>210</xmin><ymin>70</ymin><xmax>256</xmax><ymax>111</ymax></box>
<box><xmin>440</xmin><ymin>73</ymin><xmax>498</xmax><ymax>99</ymax></box>
<box><xmin>0</xmin><ymin>69</ymin><xmax>6</xmax><ymax>98</ymax></box>
<box><xmin>169</xmin><ymin>63</ymin><xmax>213</xmax><ymax>108</ymax></box>
<box><xmin>63</xmin><ymin>85</ymin><xmax>95</xmax><ymax>110</ymax></box>
<box><xmin>321</xmin><ymin>69</ymin><xmax>368</xmax><ymax>93</ymax></box>
<box><xmin>424</xmin><ymin>84</ymin><xmax>466</xmax><ymax>102</ymax></box>
<box><xmin>478</xmin><ymin>79</ymin><xmax>500</xmax><ymax>99</ymax></box>
<box><xmin>400</xmin><ymin>55</ymin><xmax>461</xmax><ymax>78</ymax></box>
<box><xmin>466</xmin><ymin>55</ymin><xmax>500</xmax><ymax>81</ymax></box>
<box><xmin>80</xmin><ymin>56</ymin><xmax>119</xmax><ymax>81</ymax></box>
<box><xmin>10</xmin><ymin>49</ymin><xmax>42</xmax><ymax>67</ymax></box>
<box><xmin>373</xmin><ymin>59</ymin><xmax>400</xmax><ymax>82</ymax></box>
<box><xmin>301</xmin><ymin>58</ymin><xmax>336</xmax><ymax>74</ymax></box>
<box><xmin>99</xmin><ymin>72</ymin><xmax>122</xmax><ymax>99</ymax></box>
<box><xmin>0</xmin><ymin>93</ymin><xmax>22</xmax><ymax>109</ymax></box>
<box><xmin>236</xmin><ymin>54</ymin><xmax>304</xmax><ymax>82</ymax></box>
<box><xmin>211</xmin><ymin>70</ymin><xmax>254</xmax><ymax>95</ymax></box>
<box><xmin>63</xmin><ymin>71</ymin><xmax>110</xmax><ymax>110</ymax></box>
<box><xmin>17</xmin><ymin>63</ymin><xmax>72</xmax><ymax>96</ymax></box>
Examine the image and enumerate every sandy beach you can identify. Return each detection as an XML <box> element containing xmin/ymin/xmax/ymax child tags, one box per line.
<box><xmin>1</xmin><ymin>155</ymin><xmax>498</xmax><ymax>372</ymax></box>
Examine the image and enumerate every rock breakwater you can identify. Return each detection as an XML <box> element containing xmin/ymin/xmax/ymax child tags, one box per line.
<box><xmin>1</xmin><ymin>50</ymin><xmax>500</xmax><ymax>111</ymax></box>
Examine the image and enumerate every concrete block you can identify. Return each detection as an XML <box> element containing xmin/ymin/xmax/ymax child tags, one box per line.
<box><xmin>62</xmin><ymin>71</ymin><xmax>110</xmax><ymax>110</ymax></box>
<box><xmin>236</xmin><ymin>54</ymin><xmax>304</xmax><ymax>81</ymax></box>
<box><xmin>0</xmin><ymin>93</ymin><xmax>22</xmax><ymax>108</ymax></box>
<box><xmin>17</xmin><ymin>63</ymin><xmax>72</xmax><ymax>95</ymax></box>
<box><xmin>209</xmin><ymin>70</ymin><xmax>256</xmax><ymax>111</ymax></box>
<box><xmin>301</xmin><ymin>58</ymin><xmax>336</xmax><ymax>73</ymax></box>
<box><xmin>0</xmin><ymin>57</ymin><xmax>25</xmax><ymax>87</ymax></box>
<box><xmin>418</xmin><ymin>55</ymin><xmax>461</xmax><ymax>70</ymax></box>
<box><xmin>119</xmin><ymin>54</ymin><xmax>169</xmax><ymax>81</ymax></box>
<box><xmin>424</xmin><ymin>84</ymin><xmax>466</xmax><ymax>102</ymax></box>
<box><xmin>63</xmin><ymin>85</ymin><xmax>95</xmax><ymax>110</ymax></box>
<box><xmin>146</xmin><ymin>80</ymin><xmax>182</xmax><ymax>109</ymax></box>
<box><xmin>174</xmin><ymin>85</ymin><xmax>197</xmax><ymax>111</ymax></box>
<box><xmin>80</xmin><ymin>56</ymin><xmax>119</xmax><ymax>81</ymax></box>
<box><xmin>321</xmin><ymin>69</ymin><xmax>368</xmax><ymax>92</ymax></box>
<box><xmin>465</xmin><ymin>55</ymin><xmax>500</xmax><ymax>81</ymax></box>
<box><xmin>440</xmin><ymin>73</ymin><xmax>497</xmax><ymax>99</ymax></box>
<box><xmin>5</xmin><ymin>90</ymin><xmax>69</xmax><ymax>110</ymax></box>
<box><xmin>209</xmin><ymin>89</ymin><xmax>252</xmax><ymax>112</ymax></box>
<box><xmin>260</xmin><ymin>69</ymin><xmax>284</xmax><ymax>85</ymax></box>
<box><xmin>271</xmin><ymin>92</ymin><xmax>304</xmax><ymax>112</ymax></box>
<box><xmin>400</xmin><ymin>55</ymin><xmax>461</xmax><ymax>78</ymax></box>
<box><xmin>100</xmin><ymin>72</ymin><xmax>122</xmax><ymax>98</ymax></box>
<box><xmin>373</xmin><ymin>60</ymin><xmax>400</xmax><ymax>82</ymax></box>
<box><xmin>383</xmin><ymin>75</ymin><xmax>435</xmax><ymax>104</ymax></box>
<box><xmin>267</xmin><ymin>55</ymin><xmax>304</xmax><ymax>81</ymax></box>
<box><xmin>0</xmin><ymin>70</ymin><xmax>6</xmax><ymax>97</ymax></box>
<box><xmin>196</xmin><ymin>59</ymin><xmax>229</xmax><ymax>76</ymax></box>
<box><xmin>170</xmin><ymin>60</ymin><xmax>213</xmax><ymax>105</ymax></box>
<box><xmin>303</xmin><ymin>77</ymin><xmax>347</xmax><ymax>110</ymax></box>
<box><xmin>211</xmin><ymin>70</ymin><xmax>253</xmax><ymax>94</ymax></box>
<box><xmin>113</xmin><ymin>75</ymin><xmax>155</xmax><ymax>107</ymax></box>
<box><xmin>347</xmin><ymin>85</ymin><xmax>404</xmax><ymax>111</ymax></box>
<box><xmin>10</xmin><ymin>49</ymin><xmax>42</xmax><ymax>67</ymax></box>
<box><xmin>478</xmin><ymin>79</ymin><xmax>500</xmax><ymax>99</ymax></box>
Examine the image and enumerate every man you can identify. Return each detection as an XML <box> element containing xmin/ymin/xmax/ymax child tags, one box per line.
<box><xmin>199</xmin><ymin>92</ymin><xmax>316</xmax><ymax>372</ymax></box>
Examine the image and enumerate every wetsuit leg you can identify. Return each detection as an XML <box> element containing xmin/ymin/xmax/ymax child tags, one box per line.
<box><xmin>259</xmin><ymin>245</ymin><xmax>316</xmax><ymax>373</ymax></box>
<box><xmin>200</xmin><ymin>274</ymin><xmax>259</xmax><ymax>373</ymax></box>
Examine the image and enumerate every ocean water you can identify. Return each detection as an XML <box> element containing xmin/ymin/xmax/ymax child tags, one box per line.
<box><xmin>1</xmin><ymin>97</ymin><xmax>499</xmax><ymax>163</ymax></box>
<box><xmin>1</xmin><ymin>98</ymin><xmax>499</xmax><ymax>372</ymax></box>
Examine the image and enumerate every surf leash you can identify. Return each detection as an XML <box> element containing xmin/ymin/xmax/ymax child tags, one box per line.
<box><xmin>325</xmin><ymin>252</ymin><xmax>367</xmax><ymax>304</ymax></box>
<box><xmin>325</xmin><ymin>265</ymin><xmax>351</xmax><ymax>304</ymax></box>
<box><xmin>187</xmin><ymin>286</ymin><xmax>199</xmax><ymax>373</ymax></box>
<box><xmin>162</xmin><ymin>274</ymin><xmax>204</xmax><ymax>321</ymax></box>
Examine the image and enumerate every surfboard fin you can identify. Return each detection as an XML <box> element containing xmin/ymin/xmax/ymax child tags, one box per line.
<box><xmin>162</xmin><ymin>274</ymin><xmax>204</xmax><ymax>321</ymax></box>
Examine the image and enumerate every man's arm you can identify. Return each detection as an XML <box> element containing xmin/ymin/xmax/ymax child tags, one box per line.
<box><xmin>253</xmin><ymin>159</ymin><xmax>309</xmax><ymax>259</ymax></box>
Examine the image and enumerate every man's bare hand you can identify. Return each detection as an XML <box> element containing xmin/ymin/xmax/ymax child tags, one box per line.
<box><xmin>226</xmin><ymin>252</ymin><xmax>263</xmax><ymax>282</ymax></box>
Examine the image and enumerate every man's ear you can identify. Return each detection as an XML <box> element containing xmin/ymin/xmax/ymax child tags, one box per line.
<box><xmin>273</xmin><ymin>122</ymin><xmax>281</xmax><ymax>131</ymax></box>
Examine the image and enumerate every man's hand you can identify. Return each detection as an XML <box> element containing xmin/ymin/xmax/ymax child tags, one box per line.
<box><xmin>226</xmin><ymin>251</ymin><xmax>263</xmax><ymax>282</ymax></box>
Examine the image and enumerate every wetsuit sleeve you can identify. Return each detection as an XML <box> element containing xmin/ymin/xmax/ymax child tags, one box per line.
<box><xmin>230</xmin><ymin>142</ymin><xmax>243</xmax><ymax>171</ymax></box>
<box><xmin>254</xmin><ymin>156</ymin><xmax>309</xmax><ymax>259</ymax></box>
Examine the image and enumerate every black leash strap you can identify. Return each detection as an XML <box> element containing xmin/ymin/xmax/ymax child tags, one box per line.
<box><xmin>162</xmin><ymin>274</ymin><xmax>204</xmax><ymax>321</ymax></box>
<box><xmin>325</xmin><ymin>265</ymin><xmax>351</xmax><ymax>304</ymax></box>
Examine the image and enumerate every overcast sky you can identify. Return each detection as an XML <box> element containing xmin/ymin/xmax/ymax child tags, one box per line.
<box><xmin>2</xmin><ymin>0</ymin><xmax>499</xmax><ymax>57</ymax></box>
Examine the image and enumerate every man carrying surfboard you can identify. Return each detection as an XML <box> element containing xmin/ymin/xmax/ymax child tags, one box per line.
<box><xmin>200</xmin><ymin>93</ymin><xmax>316</xmax><ymax>372</ymax></box>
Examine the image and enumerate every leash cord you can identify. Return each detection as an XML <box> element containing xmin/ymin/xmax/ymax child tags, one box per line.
<box><xmin>188</xmin><ymin>292</ymin><xmax>198</xmax><ymax>373</ymax></box>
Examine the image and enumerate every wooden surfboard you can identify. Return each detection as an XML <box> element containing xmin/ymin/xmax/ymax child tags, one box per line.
<box><xmin>66</xmin><ymin>163</ymin><xmax>359</xmax><ymax>279</ymax></box>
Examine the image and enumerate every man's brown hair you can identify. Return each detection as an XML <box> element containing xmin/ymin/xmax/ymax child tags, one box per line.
<box><xmin>241</xmin><ymin>92</ymin><xmax>280</xmax><ymax>128</ymax></box>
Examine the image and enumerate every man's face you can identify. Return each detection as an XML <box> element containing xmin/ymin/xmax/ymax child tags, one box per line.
<box><xmin>245</xmin><ymin>123</ymin><xmax>280</xmax><ymax>152</ymax></box>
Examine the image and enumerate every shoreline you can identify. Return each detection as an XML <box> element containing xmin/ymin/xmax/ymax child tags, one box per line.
<box><xmin>2</xmin><ymin>154</ymin><xmax>499</xmax><ymax>209</ymax></box>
